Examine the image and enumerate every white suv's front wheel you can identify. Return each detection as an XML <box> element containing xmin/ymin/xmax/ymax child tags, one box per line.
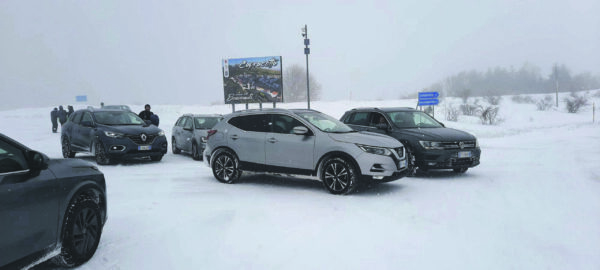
<box><xmin>211</xmin><ymin>149</ymin><xmax>241</xmax><ymax>184</ymax></box>
<box><xmin>321</xmin><ymin>157</ymin><xmax>358</xmax><ymax>195</ymax></box>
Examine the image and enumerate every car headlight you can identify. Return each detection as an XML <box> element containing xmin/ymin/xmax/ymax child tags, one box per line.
<box><xmin>104</xmin><ymin>131</ymin><xmax>124</xmax><ymax>138</ymax></box>
<box><xmin>356</xmin><ymin>144</ymin><xmax>392</xmax><ymax>156</ymax></box>
<box><xmin>419</xmin><ymin>141</ymin><xmax>445</xmax><ymax>150</ymax></box>
<box><xmin>475</xmin><ymin>139</ymin><xmax>479</xmax><ymax>148</ymax></box>
<box><xmin>158</xmin><ymin>130</ymin><xmax>165</xmax><ymax>136</ymax></box>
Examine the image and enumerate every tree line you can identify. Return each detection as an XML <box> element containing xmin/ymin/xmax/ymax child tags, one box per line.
<box><xmin>427</xmin><ymin>63</ymin><xmax>600</xmax><ymax>97</ymax></box>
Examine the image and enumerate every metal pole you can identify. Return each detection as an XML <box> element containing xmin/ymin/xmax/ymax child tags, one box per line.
<box><xmin>232</xmin><ymin>103</ymin><xmax>235</xmax><ymax>113</ymax></box>
<box><xmin>554</xmin><ymin>64</ymin><xmax>559</xmax><ymax>107</ymax></box>
<box><xmin>303</xmin><ymin>24</ymin><xmax>311</xmax><ymax>110</ymax></box>
<box><xmin>594</xmin><ymin>102</ymin><xmax>596</xmax><ymax>123</ymax></box>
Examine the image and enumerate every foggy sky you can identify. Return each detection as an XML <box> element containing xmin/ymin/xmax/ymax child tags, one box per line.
<box><xmin>1</xmin><ymin>0</ymin><xmax>599</xmax><ymax>110</ymax></box>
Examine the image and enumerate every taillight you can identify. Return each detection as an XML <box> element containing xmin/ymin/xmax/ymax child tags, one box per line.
<box><xmin>206</xmin><ymin>129</ymin><xmax>217</xmax><ymax>140</ymax></box>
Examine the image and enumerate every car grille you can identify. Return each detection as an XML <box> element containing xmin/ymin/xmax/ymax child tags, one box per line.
<box><xmin>439</xmin><ymin>141</ymin><xmax>476</xmax><ymax>149</ymax></box>
<box><xmin>126</xmin><ymin>134</ymin><xmax>156</xmax><ymax>145</ymax></box>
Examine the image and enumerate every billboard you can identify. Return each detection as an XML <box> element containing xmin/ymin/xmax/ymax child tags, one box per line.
<box><xmin>222</xmin><ymin>56</ymin><xmax>283</xmax><ymax>104</ymax></box>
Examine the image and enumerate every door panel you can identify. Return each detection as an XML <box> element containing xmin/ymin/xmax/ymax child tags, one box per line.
<box><xmin>265</xmin><ymin>133</ymin><xmax>314</xmax><ymax>170</ymax></box>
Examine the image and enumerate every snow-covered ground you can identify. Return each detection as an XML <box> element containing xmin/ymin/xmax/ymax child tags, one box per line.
<box><xmin>2</xmin><ymin>91</ymin><xmax>599</xmax><ymax>270</ymax></box>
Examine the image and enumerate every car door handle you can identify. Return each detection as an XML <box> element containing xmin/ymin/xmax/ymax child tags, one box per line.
<box><xmin>230</xmin><ymin>135</ymin><xmax>239</xmax><ymax>140</ymax></box>
<box><xmin>267</xmin><ymin>137</ymin><xmax>277</xmax><ymax>143</ymax></box>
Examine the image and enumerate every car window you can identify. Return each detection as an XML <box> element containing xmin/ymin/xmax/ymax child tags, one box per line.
<box><xmin>294</xmin><ymin>111</ymin><xmax>354</xmax><ymax>133</ymax></box>
<box><xmin>369</xmin><ymin>113</ymin><xmax>389</xmax><ymax>127</ymax></box>
<box><xmin>271</xmin><ymin>114</ymin><xmax>309</xmax><ymax>134</ymax></box>
<box><xmin>81</xmin><ymin>112</ymin><xmax>93</xmax><ymax>123</ymax></box>
<box><xmin>228</xmin><ymin>114</ymin><xmax>270</xmax><ymax>132</ymax></box>
<box><xmin>387</xmin><ymin>111</ymin><xmax>443</xmax><ymax>128</ymax></box>
<box><xmin>94</xmin><ymin>111</ymin><xmax>145</xmax><ymax>125</ymax></box>
<box><xmin>194</xmin><ymin>117</ymin><xmax>220</xmax><ymax>129</ymax></box>
<box><xmin>0</xmin><ymin>139</ymin><xmax>28</xmax><ymax>173</ymax></box>
<box><xmin>70</xmin><ymin>112</ymin><xmax>82</xmax><ymax>124</ymax></box>
<box><xmin>176</xmin><ymin>117</ymin><xmax>186</xmax><ymax>127</ymax></box>
<box><xmin>183</xmin><ymin>117</ymin><xmax>193</xmax><ymax>129</ymax></box>
<box><xmin>346</xmin><ymin>112</ymin><xmax>369</xmax><ymax>126</ymax></box>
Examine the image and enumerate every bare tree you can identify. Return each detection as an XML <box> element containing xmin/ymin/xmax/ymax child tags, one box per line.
<box><xmin>283</xmin><ymin>64</ymin><xmax>322</xmax><ymax>102</ymax></box>
<box><xmin>564</xmin><ymin>92</ymin><xmax>589</xmax><ymax>113</ymax></box>
<box><xmin>480</xmin><ymin>106</ymin><xmax>500</xmax><ymax>125</ymax></box>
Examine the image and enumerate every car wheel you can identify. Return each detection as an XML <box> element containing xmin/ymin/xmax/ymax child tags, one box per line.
<box><xmin>151</xmin><ymin>155</ymin><xmax>163</xmax><ymax>161</ymax></box>
<box><xmin>94</xmin><ymin>141</ymin><xmax>111</xmax><ymax>165</ymax></box>
<box><xmin>172</xmin><ymin>137</ymin><xmax>181</xmax><ymax>154</ymax></box>
<box><xmin>453</xmin><ymin>167</ymin><xmax>468</xmax><ymax>173</ymax></box>
<box><xmin>62</xmin><ymin>137</ymin><xmax>76</xmax><ymax>158</ymax></box>
<box><xmin>211</xmin><ymin>149</ymin><xmax>241</xmax><ymax>184</ymax></box>
<box><xmin>320</xmin><ymin>157</ymin><xmax>358</xmax><ymax>195</ymax></box>
<box><xmin>52</xmin><ymin>196</ymin><xmax>103</xmax><ymax>267</ymax></box>
<box><xmin>404</xmin><ymin>145</ymin><xmax>417</xmax><ymax>177</ymax></box>
<box><xmin>192</xmin><ymin>142</ymin><xmax>202</xmax><ymax>161</ymax></box>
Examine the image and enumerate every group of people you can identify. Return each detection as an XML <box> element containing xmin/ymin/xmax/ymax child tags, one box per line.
<box><xmin>50</xmin><ymin>104</ymin><xmax>159</xmax><ymax>133</ymax></box>
<box><xmin>50</xmin><ymin>105</ymin><xmax>74</xmax><ymax>133</ymax></box>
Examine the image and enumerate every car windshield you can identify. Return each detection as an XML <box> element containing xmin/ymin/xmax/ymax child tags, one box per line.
<box><xmin>386</xmin><ymin>111</ymin><xmax>443</xmax><ymax>128</ymax></box>
<box><xmin>103</xmin><ymin>105</ymin><xmax>130</xmax><ymax>111</ymax></box>
<box><xmin>194</xmin><ymin>117</ymin><xmax>220</xmax><ymax>129</ymax></box>
<box><xmin>294</xmin><ymin>111</ymin><xmax>355</xmax><ymax>133</ymax></box>
<box><xmin>94</xmin><ymin>111</ymin><xmax>145</xmax><ymax>125</ymax></box>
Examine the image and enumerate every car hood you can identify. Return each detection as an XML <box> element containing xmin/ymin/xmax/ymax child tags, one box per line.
<box><xmin>328</xmin><ymin>131</ymin><xmax>403</xmax><ymax>148</ymax></box>
<box><xmin>47</xmin><ymin>158</ymin><xmax>103</xmax><ymax>177</ymax></box>
<box><xmin>101</xmin><ymin>125</ymin><xmax>162</xmax><ymax>135</ymax></box>
<box><xmin>398</xmin><ymin>127</ymin><xmax>476</xmax><ymax>141</ymax></box>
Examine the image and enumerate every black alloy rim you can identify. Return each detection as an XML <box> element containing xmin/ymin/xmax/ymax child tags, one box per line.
<box><xmin>215</xmin><ymin>155</ymin><xmax>235</xmax><ymax>180</ymax></box>
<box><xmin>72</xmin><ymin>208</ymin><xmax>100</xmax><ymax>255</ymax></box>
<box><xmin>324</xmin><ymin>162</ymin><xmax>349</xmax><ymax>192</ymax></box>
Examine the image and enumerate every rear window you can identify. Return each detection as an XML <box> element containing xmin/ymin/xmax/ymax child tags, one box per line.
<box><xmin>194</xmin><ymin>117</ymin><xmax>220</xmax><ymax>129</ymax></box>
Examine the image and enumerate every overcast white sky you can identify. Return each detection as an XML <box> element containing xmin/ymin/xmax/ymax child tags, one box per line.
<box><xmin>1</xmin><ymin>0</ymin><xmax>598</xmax><ymax>110</ymax></box>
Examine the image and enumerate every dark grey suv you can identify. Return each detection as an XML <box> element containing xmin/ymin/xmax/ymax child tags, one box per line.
<box><xmin>0</xmin><ymin>133</ymin><xmax>107</xmax><ymax>269</ymax></box>
<box><xmin>341</xmin><ymin>107</ymin><xmax>481</xmax><ymax>173</ymax></box>
<box><xmin>172</xmin><ymin>114</ymin><xmax>222</xmax><ymax>160</ymax></box>
<box><xmin>204</xmin><ymin>109</ymin><xmax>408</xmax><ymax>194</ymax></box>
<box><xmin>61</xmin><ymin>108</ymin><xmax>168</xmax><ymax>165</ymax></box>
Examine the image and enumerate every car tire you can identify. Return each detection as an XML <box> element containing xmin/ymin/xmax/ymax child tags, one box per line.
<box><xmin>211</xmin><ymin>149</ymin><xmax>241</xmax><ymax>184</ymax></box>
<box><xmin>62</xmin><ymin>137</ymin><xmax>76</xmax><ymax>158</ymax></box>
<box><xmin>151</xmin><ymin>155</ymin><xmax>163</xmax><ymax>161</ymax></box>
<box><xmin>172</xmin><ymin>137</ymin><xmax>181</xmax><ymax>154</ymax></box>
<box><xmin>192</xmin><ymin>142</ymin><xmax>202</xmax><ymax>161</ymax></box>
<box><xmin>52</xmin><ymin>196</ymin><xmax>103</xmax><ymax>267</ymax></box>
<box><xmin>404</xmin><ymin>145</ymin><xmax>417</xmax><ymax>177</ymax></box>
<box><xmin>453</xmin><ymin>167</ymin><xmax>468</xmax><ymax>173</ymax></box>
<box><xmin>320</xmin><ymin>157</ymin><xmax>358</xmax><ymax>195</ymax></box>
<box><xmin>94</xmin><ymin>141</ymin><xmax>112</xmax><ymax>165</ymax></box>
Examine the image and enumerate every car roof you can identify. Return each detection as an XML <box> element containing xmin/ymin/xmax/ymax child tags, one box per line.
<box><xmin>181</xmin><ymin>114</ymin><xmax>223</xmax><ymax>118</ymax></box>
<box><xmin>76</xmin><ymin>108</ymin><xmax>132</xmax><ymax>113</ymax></box>
<box><xmin>228</xmin><ymin>108</ymin><xmax>322</xmax><ymax>116</ymax></box>
<box><xmin>349</xmin><ymin>107</ymin><xmax>417</xmax><ymax>112</ymax></box>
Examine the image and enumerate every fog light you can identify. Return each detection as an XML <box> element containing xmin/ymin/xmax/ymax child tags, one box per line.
<box><xmin>110</xmin><ymin>145</ymin><xmax>125</xmax><ymax>151</ymax></box>
<box><xmin>372</xmin><ymin>176</ymin><xmax>384</xmax><ymax>180</ymax></box>
<box><xmin>428</xmin><ymin>162</ymin><xmax>436</xmax><ymax>166</ymax></box>
<box><xmin>370</xmin><ymin>164</ymin><xmax>385</xmax><ymax>172</ymax></box>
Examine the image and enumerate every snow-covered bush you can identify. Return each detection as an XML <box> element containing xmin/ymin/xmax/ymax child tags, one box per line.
<box><xmin>484</xmin><ymin>95</ymin><xmax>502</xmax><ymax>105</ymax></box>
<box><xmin>460</xmin><ymin>103</ymin><xmax>481</xmax><ymax>116</ymax></box>
<box><xmin>479</xmin><ymin>106</ymin><xmax>500</xmax><ymax>125</ymax></box>
<box><xmin>564</xmin><ymin>92</ymin><xmax>589</xmax><ymax>113</ymax></box>
<box><xmin>536</xmin><ymin>95</ymin><xmax>554</xmax><ymax>111</ymax></box>
<box><xmin>511</xmin><ymin>95</ymin><xmax>535</xmax><ymax>104</ymax></box>
<box><xmin>444</xmin><ymin>104</ymin><xmax>460</xmax><ymax>122</ymax></box>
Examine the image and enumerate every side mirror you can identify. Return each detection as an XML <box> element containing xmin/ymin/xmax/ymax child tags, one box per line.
<box><xmin>292</xmin><ymin>126</ymin><xmax>309</xmax><ymax>135</ymax></box>
<box><xmin>28</xmin><ymin>151</ymin><xmax>48</xmax><ymax>171</ymax></box>
<box><xmin>81</xmin><ymin>121</ymin><xmax>95</xmax><ymax>128</ymax></box>
<box><xmin>375</xmin><ymin>123</ymin><xmax>388</xmax><ymax>130</ymax></box>
<box><xmin>440</xmin><ymin>123</ymin><xmax>445</xmax><ymax>127</ymax></box>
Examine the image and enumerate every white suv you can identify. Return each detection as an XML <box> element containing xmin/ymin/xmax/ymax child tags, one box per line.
<box><xmin>204</xmin><ymin>109</ymin><xmax>408</xmax><ymax>194</ymax></box>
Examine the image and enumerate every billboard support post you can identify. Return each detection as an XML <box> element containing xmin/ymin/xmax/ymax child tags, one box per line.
<box><xmin>232</xmin><ymin>104</ymin><xmax>236</xmax><ymax>113</ymax></box>
<box><xmin>302</xmin><ymin>25</ymin><xmax>311</xmax><ymax>110</ymax></box>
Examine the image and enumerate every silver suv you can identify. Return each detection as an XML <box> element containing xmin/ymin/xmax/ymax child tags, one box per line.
<box><xmin>172</xmin><ymin>114</ymin><xmax>222</xmax><ymax>160</ymax></box>
<box><xmin>203</xmin><ymin>109</ymin><xmax>408</xmax><ymax>194</ymax></box>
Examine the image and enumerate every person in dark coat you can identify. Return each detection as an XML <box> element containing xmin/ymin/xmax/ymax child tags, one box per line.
<box><xmin>150</xmin><ymin>114</ymin><xmax>159</xmax><ymax>126</ymax></box>
<box><xmin>67</xmin><ymin>105</ymin><xmax>74</xmax><ymax>118</ymax></box>
<box><xmin>57</xmin><ymin>106</ymin><xmax>68</xmax><ymax>126</ymax></box>
<box><xmin>139</xmin><ymin>104</ymin><xmax>154</xmax><ymax>121</ymax></box>
<box><xmin>51</xmin><ymin>107</ymin><xmax>58</xmax><ymax>133</ymax></box>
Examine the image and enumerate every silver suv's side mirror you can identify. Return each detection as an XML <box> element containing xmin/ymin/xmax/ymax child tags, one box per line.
<box><xmin>292</xmin><ymin>126</ymin><xmax>308</xmax><ymax>135</ymax></box>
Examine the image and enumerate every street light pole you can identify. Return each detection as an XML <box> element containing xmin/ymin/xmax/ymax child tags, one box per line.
<box><xmin>302</xmin><ymin>25</ymin><xmax>311</xmax><ymax>109</ymax></box>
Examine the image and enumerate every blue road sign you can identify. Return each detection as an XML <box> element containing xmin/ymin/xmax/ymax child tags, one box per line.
<box><xmin>418</xmin><ymin>92</ymin><xmax>439</xmax><ymax>99</ymax></box>
<box><xmin>418</xmin><ymin>100</ymin><xmax>439</xmax><ymax>106</ymax></box>
<box><xmin>75</xmin><ymin>95</ymin><xmax>87</xmax><ymax>102</ymax></box>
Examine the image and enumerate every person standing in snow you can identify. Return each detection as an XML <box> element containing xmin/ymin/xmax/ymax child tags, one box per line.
<box><xmin>150</xmin><ymin>114</ymin><xmax>159</xmax><ymax>126</ymax></box>
<box><xmin>57</xmin><ymin>105</ymin><xmax>68</xmax><ymax>126</ymax></box>
<box><xmin>67</xmin><ymin>105</ymin><xmax>74</xmax><ymax>118</ymax></box>
<box><xmin>139</xmin><ymin>104</ymin><xmax>154</xmax><ymax>121</ymax></box>
<box><xmin>51</xmin><ymin>107</ymin><xmax>59</xmax><ymax>133</ymax></box>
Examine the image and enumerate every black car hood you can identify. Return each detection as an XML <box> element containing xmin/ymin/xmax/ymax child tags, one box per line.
<box><xmin>101</xmin><ymin>124</ymin><xmax>162</xmax><ymax>135</ymax></box>
<box><xmin>396</xmin><ymin>127</ymin><xmax>476</xmax><ymax>141</ymax></box>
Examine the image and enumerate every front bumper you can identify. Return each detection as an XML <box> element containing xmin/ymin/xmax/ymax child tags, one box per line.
<box><xmin>355</xmin><ymin>152</ymin><xmax>408</xmax><ymax>182</ymax></box>
<box><xmin>416</xmin><ymin>147</ymin><xmax>481</xmax><ymax>169</ymax></box>
<box><xmin>100</xmin><ymin>135</ymin><xmax>168</xmax><ymax>159</ymax></box>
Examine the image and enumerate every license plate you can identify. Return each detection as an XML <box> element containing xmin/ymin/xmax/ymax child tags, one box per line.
<box><xmin>458</xmin><ymin>151</ymin><xmax>471</xmax><ymax>158</ymax></box>
<box><xmin>398</xmin><ymin>160</ymin><xmax>407</xmax><ymax>168</ymax></box>
<box><xmin>138</xmin><ymin>145</ymin><xmax>152</xmax><ymax>151</ymax></box>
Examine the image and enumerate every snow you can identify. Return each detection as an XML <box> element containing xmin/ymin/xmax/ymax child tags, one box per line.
<box><xmin>2</xmin><ymin>91</ymin><xmax>599</xmax><ymax>270</ymax></box>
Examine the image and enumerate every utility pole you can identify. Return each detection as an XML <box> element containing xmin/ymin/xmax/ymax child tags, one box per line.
<box><xmin>302</xmin><ymin>25</ymin><xmax>311</xmax><ymax>109</ymax></box>
<box><xmin>554</xmin><ymin>64</ymin><xmax>559</xmax><ymax>107</ymax></box>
